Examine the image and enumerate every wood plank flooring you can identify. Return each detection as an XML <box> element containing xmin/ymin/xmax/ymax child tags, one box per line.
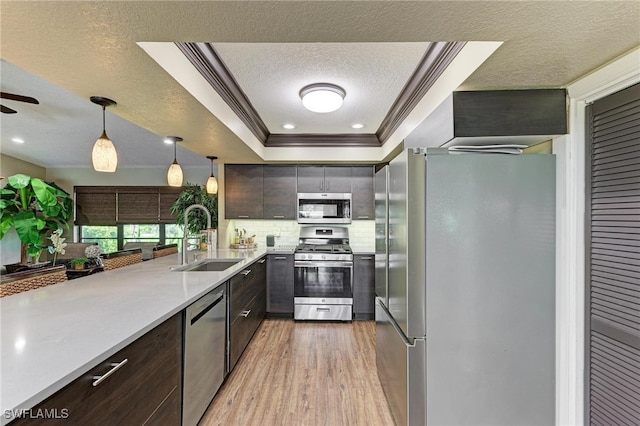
<box><xmin>199</xmin><ymin>319</ymin><xmax>395</xmax><ymax>426</ymax></box>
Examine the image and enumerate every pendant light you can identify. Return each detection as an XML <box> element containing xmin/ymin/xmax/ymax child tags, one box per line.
<box><xmin>90</xmin><ymin>96</ymin><xmax>118</xmax><ymax>172</ymax></box>
<box><xmin>206</xmin><ymin>156</ymin><xmax>218</xmax><ymax>194</ymax></box>
<box><xmin>166</xmin><ymin>136</ymin><xmax>183</xmax><ymax>187</ymax></box>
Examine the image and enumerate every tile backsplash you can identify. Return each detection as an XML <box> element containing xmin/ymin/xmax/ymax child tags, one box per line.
<box><xmin>221</xmin><ymin>219</ymin><xmax>374</xmax><ymax>250</ymax></box>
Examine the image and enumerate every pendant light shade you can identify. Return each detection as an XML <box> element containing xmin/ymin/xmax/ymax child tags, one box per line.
<box><xmin>166</xmin><ymin>136</ymin><xmax>183</xmax><ymax>187</ymax></box>
<box><xmin>90</xmin><ymin>96</ymin><xmax>118</xmax><ymax>172</ymax></box>
<box><xmin>206</xmin><ymin>156</ymin><xmax>218</xmax><ymax>195</ymax></box>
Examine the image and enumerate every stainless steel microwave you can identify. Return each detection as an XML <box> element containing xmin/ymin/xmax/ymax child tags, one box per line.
<box><xmin>297</xmin><ymin>193</ymin><xmax>352</xmax><ymax>224</ymax></box>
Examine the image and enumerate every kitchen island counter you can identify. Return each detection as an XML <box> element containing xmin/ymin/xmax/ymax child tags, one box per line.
<box><xmin>0</xmin><ymin>249</ymin><xmax>266</xmax><ymax>424</ymax></box>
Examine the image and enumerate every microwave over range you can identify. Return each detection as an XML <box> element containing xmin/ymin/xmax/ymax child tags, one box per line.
<box><xmin>297</xmin><ymin>193</ymin><xmax>352</xmax><ymax>224</ymax></box>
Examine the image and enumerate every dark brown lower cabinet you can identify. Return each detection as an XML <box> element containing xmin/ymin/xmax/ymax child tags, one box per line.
<box><xmin>266</xmin><ymin>254</ymin><xmax>294</xmax><ymax>317</ymax></box>
<box><xmin>229</xmin><ymin>257</ymin><xmax>266</xmax><ymax>370</ymax></box>
<box><xmin>353</xmin><ymin>254</ymin><xmax>375</xmax><ymax>320</ymax></box>
<box><xmin>12</xmin><ymin>314</ymin><xmax>182</xmax><ymax>425</ymax></box>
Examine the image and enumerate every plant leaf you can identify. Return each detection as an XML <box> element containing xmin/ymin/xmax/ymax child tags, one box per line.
<box><xmin>7</xmin><ymin>174</ymin><xmax>31</xmax><ymax>189</ymax></box>
<box><xmin>0</xmin><ymin>216</ymin><xmax>14</xmax><ymax>240</ymax></box>
<box><xmin>31</xmin><ymin>178</ymin><xmax>58</xmax><ymax>207</ymax></box>
<box><xmin>13</xmin><ymin>211</ymin><xmax>41</xmax><ymax>245</ymax></box>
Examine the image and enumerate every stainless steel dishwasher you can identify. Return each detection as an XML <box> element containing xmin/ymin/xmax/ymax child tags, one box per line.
<box><xmin>183</xmin><ymin>286</ymin><xmax>226</xmax><ymax>426</ymax></box>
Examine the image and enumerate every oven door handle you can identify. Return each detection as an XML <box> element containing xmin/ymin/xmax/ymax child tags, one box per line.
<box><xmin>294</xmin><ymin>261</ymin><xmax>353</xmax><ymax>268</ymax></box>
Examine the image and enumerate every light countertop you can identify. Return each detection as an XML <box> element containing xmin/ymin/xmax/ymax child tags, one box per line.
<box><xmin>0</xmin><ymin>249</ymin><xmax>266</xmax><ymax>424</ymax></box>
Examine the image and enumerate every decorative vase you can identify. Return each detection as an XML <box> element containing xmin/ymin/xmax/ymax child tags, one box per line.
<box><xmin>74</xmin><ymin>263</ymin><xmax>84</xmax><ymax>270</ymax></box>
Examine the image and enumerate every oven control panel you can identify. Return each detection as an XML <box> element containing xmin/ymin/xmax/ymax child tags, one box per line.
<box><xmin>294</xmin><ymin>253</ymin><xmax>353</xmax><ymax>262</ymax></box>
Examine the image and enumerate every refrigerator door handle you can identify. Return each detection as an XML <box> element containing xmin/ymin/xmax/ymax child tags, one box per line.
<box><xmin>376</xmin><ymin>298</ymin><xmax>426</xmax><ymax>426</ymax></box>
<box><xmin>377</xmin><ymin>298</ymin><xmax>416</xmax><ymax>346</ymax></box>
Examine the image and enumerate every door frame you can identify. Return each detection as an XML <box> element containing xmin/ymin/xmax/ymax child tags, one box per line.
<box><xmin>554</xmin><ymin>47</ymin><xmax>639</xmax><ymax>425</ymax></box>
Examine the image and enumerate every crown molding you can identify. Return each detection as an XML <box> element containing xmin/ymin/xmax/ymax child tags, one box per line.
<box><xmin>175</xmin><ymin>42</ymin><xmax>270</xmax><ymax>143</ymax></box>
<box><xmin>266</xmin><ymin>133</ymin><xmax>381</xmax><ymax>147</ymax></box>
<box><xmin>177</xmin><ymin>41</ymin><xmax>467</xmax><ymax>148</ymax></box>
<box><xmin>376</xmin><ymin>41</ymin><xmax>467</xmax><ymax>144</ymax></box>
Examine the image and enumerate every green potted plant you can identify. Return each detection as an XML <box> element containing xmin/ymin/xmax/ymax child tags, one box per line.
<box><xmin>0</xmin><ymin>174</ymin><xmax>73</xmax><ymax>268</ymax></box>
<box><xmin>171</xmin><ymin>183</ymin><xmax>218</xmax><ymax>235</ymax></box>
<box><xmin>69</xmin><ymin>257</ymin><xmax>88</xmax><ymax>270</ymax></box>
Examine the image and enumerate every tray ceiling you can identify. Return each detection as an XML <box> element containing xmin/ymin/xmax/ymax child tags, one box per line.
<box><xmin>0</xmin><ymin>1</ymin><xmax>638</xmax><ymax>167</ymax></box>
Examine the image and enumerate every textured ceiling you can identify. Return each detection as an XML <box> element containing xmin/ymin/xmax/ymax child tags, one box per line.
<box><xmin>213</xmin><ymin>42</ymin><xmax>430</xmax><ymax>134</ymax></box>
<box><xmin>0</xmin><ymin>60</ymin><xmax>214</xmax><ymax>169</ymax></box>
<box><xmin>1</xmin><ymin>1</ymin><xmax>639</xmax><ymax>167</ymax></box>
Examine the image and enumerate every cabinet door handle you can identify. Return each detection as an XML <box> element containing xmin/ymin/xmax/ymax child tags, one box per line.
<box><xmin>241</xmin><ymin>269</ymin><xmax>251</xmax><ymax>276</ymax></box>
<box><xmin>360</xmin><ymin>256</ymin><xmax>373</xmax><ymax>260</ymax></box>
<box><xmin>258</xmin><ymin>259</ymin><xmax>266</xmax><ymax>264</ymax></box>
<box><xmin>274</xmin><ymin>256</ymin><xmax>287</xmax><ymax>260</ymax></box>
<box><xmin>357</xmin><ymin>216</ymin><xmax>370</xmax><ymax>219</ymax></box>
<box><xmin>238</xmin><ymin>215</ymin><xmax>249</xmax><ymax>218</ymax></box>
<box><xmin>273</xmin><ymin>215</ymin><xmax>285</xmax><ymax>219</ymax></box>
<box><xmin>92</xmin><ymin>359</ymin><xmax>128</xmax><ymax>387</ymax></box>
<box><xmin>241</xmin><ymin>310</ymin><xmax>251</xmax><ymax>317</ymax></box>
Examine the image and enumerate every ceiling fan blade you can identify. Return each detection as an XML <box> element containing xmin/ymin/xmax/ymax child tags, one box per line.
<box><xmin>1</xmin><ymin>104</ymin><xmax>17</xmax><ymax>114</ymax></box>
<box><xmin>0</xmin><ymin>92</ymin><xmax>39</xmax><ymax>104</ymax></box>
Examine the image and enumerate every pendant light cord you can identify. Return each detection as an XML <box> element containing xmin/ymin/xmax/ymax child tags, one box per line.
<box><xmin>173</xmin><ymin>140</ymin><xmax>178</xmax><ymax>163</ymax></box>
<box><xmin>102</xmin><ymin>105</ymin><xmax>106</xmax><ymax>132</ymax></box>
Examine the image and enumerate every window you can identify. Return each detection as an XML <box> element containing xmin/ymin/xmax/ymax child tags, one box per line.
<box><xmin>80</xmin><ymin>224</ymin><xmax>185</xmax><ymax>253</ymax></box>
<box><xmin>123</xmin><ymin>224</ymin><xmax>160</xmax><ymax>245</ymax></box>
<box><xmin>79</xmin><ymin>226</ymin><xmax>118</xmax><ymax>254</ymax></box>
<box><xmin>165</xmin><ymin>224</ymin><xmax>184</xmax><ymax>250</ymax></box>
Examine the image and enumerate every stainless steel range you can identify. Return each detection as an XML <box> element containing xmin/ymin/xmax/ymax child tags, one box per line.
<box><xmin>294</xmin><ymin>226</ymin><xmax>353</xmax><ymax>321</ymax></box>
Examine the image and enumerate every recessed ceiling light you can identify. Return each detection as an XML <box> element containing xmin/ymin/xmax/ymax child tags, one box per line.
<box><xmin>163</xmin><ymin>138</ymin><xmax>174</xmax><ymax>145</ymax></box>
<box><xmin>300</xmin><ymin>83</ymin><xmax>346</xmax><ymax>113</ymax></box>
<box><xmin>11</xmin><ymin>137</ymin><xmax>25</xmax><ymax>144</ymax></box>
<box><xmin>283</xmin><ymin>123</ymin><xmax>295</xmax><ymax>130</ymax></box>
<box><xmin>351</xmin><ymin>123</ymin><xmax>364</xmax><ymax>129</ymax></box>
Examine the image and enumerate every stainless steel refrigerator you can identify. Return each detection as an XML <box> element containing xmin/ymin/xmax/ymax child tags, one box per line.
<box><xmin>375</xmin><ymin>148</ymin><xmax>556</xmax><ymax>425</ymax></box>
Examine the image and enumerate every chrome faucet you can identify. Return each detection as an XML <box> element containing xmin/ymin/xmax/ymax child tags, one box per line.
<box><xmin>182</xmin><ymin>204</ymin><xmax>212</xmax><ymax>264</ymax></box>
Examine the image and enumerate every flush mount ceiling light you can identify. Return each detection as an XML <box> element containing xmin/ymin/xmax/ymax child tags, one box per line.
<box><xmin>299</xmin><ymin>83</ymin><xmax>346</xmax><ymax>113</ymax></box>
<box><xmin>206</xmin><ymin>156</ymin><xmax>219</xmax><ymax>195</ymax></box>
<box><xmin>166</xmin><ymin>136</ymin><xmax>184</xmax><ymax>187</ymax></box>
<box><xmin>351</xmin><ymin>123</ymin><xmax>364</xmax><ymax>129</ymax></box>
<box><xmin>282</xmin><ymin>123</ymin><xmax>295</xmax><ymax>130</ymax></box>
<box><xmin>90</xmin><ymin>96</ymin><xmax>118</xmax><ymax>173</ymax></box>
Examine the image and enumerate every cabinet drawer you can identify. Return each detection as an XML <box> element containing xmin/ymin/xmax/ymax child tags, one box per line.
<box><xmin>229</xmin><ymin>296</ymin><xmax>262</xmax><ymax>369</ymax></box>
<box><xmin>12</xmin><ymin>314</ymin><xmax>181</xmax><ymax>425</ymax></box>
<box><xmin>229</xmin><ymin>268</ymin><xmax>256</xmax><ymax>320</ymax></box>
<box><xmin>142</xmin><ymin>385</ymin><xmax>180</xmax><ymax>426</ymax></box>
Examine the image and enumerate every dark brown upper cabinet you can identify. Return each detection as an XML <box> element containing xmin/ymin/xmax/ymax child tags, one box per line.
<box><xmin>224</xmin><ymin>164</ymin><xmax>264</xmax><ymax>219</ymax></box>
<box><xmin>263</xmin><ymin>166</ymin><xmax>297</xmax><ymax>219</ymax></box>
<box><xmin>225</xmin><ymin>164</ymin><xmax>374</xmax><ymax>221</ymax></box>
<box><xmin>297</xmin><ymin>166</ymin><xmax>352</xmax><ymax>193</ymax></box>
<box><xmin>351</xmin><ymin>166</ymin><xmax>375</xmax><ymax>220</ymax></box>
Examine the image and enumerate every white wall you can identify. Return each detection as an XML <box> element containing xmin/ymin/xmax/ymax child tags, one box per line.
<box><xmin>0</xmin><ymin>155</ymin><xmax>47</xmax><ymax>267</ymax></box>
<box><xmin>555</xmin><ymin>47</ymin><xmax>640</xmax><ymax>426</ymax></box>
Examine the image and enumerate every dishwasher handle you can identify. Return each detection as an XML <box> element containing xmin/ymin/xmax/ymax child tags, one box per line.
<box><xmin>190</xmin><ymin>291</ymin><xmax>225</xmax><ymax>326</ymax></box>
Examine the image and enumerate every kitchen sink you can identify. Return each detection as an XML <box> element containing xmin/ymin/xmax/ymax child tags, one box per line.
<box><xmin>172</xmin><ymin>259</ymin><xmax>242</xmax><ymax>272</ymax></box>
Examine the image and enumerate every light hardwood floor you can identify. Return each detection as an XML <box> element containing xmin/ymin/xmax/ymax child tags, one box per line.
<box><xmin>199</xmin><ymin>319</ymin><xmax>395</xmax><ymax>426</ymax></box>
